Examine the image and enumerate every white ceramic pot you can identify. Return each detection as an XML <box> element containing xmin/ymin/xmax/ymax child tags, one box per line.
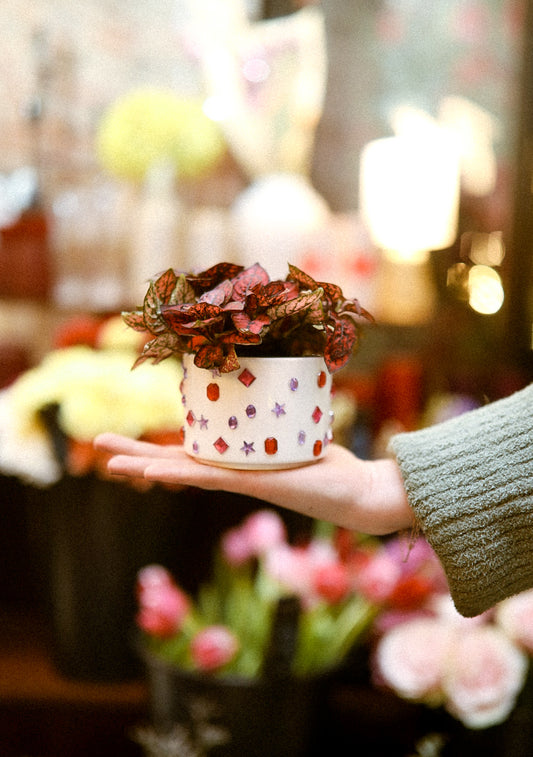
<box><xmin>180</xmin><ymin>354</ymin><xmax>333</xmax><ymax>469</ymax></box>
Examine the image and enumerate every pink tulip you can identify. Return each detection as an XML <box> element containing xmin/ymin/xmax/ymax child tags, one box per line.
<box><xmin>136</xmin><ymin>564</ymin><xmax>190</xmax><ymax>638</ymax></box>
<box><xmin>313</xmin><ymin>562</ymin><xmax>351</xmax><ymax>604</ymax></box>
<box><xmin>243</xmin><ymin>510</ymin><xmax>287</xmax><ymax>555</ymax></box>
<box><xmin>265</xmin><ymin>543</ymin><xmax>312</xmax><ymax>596</ymax></box>
<box><xmin>190</xmin><ymin>626</ymin><xmax>239</xmax><ymax>672</ymax></box>
<box><xmin>221</xmin><ymin>510</ymin><xmax>287</xmax><ymax>567</ymax></box>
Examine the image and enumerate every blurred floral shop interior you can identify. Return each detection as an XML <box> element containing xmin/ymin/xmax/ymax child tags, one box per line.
<box><xmin>2</xmin><ymin>0</ymin><xmax>533</xmax><ymax>755</ymax></box>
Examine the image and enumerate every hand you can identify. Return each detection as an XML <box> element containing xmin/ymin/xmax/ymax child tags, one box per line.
<box><xmin>94</xmin><ymin>433</ymin><xmax>413</xmax><ymax>536</ymax></box>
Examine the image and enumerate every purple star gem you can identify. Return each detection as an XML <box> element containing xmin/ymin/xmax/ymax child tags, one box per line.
<box><xmin>241</xmin><ymin>441</ymin><xmax>255</xmax><ymax>456</ymax></box>
<box><xmin>198</xmin><ymin>415</ymin><xmax>209</xmax><ymax>430</ymax></box>
<box><xmin>272</xmin><ymin>402</ymin><xmax>286</xmax><ymax>418</ymax></box>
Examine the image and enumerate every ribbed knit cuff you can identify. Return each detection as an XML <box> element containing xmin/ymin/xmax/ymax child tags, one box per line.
<box><xmin>390</xmin><ymin>384</ymin><xmax>533</xmax><ymax>617</ymax></box>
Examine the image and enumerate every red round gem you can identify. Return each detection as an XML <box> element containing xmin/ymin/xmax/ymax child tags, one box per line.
<box><xmin>313</xmin><ymin>440</ymin><xmax>323</xmax><ymax>456</ymax></box>
<box><xmin>317</xmin><ymin>371</ymin><xmax>327</xmax><ymax>388</ymax></box>
<box><xmin>264</xmin><ymin>437</ymin><xmax>278</xmax><ymax>455</ymax></box>
<box><xmin>206</xmin><ymin>383</ymin><xmax>220</xmax><ymax>401</ymax></box>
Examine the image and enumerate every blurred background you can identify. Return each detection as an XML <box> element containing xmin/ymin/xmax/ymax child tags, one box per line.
<box><xmin>2</xmin><ymin>0</ymin><xmax>532</xmax><ymax>395</ymax></box>
<box><xmin>2</xmin><ymin>1</ymin><xmax>533</xmax><ymax>755</ymax></box>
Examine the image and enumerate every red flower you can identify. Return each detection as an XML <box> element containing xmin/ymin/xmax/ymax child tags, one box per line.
<box><xmin>313</xmin><ymin>562</ymin><xmax>351</xmax><ymax>604</ymax></box>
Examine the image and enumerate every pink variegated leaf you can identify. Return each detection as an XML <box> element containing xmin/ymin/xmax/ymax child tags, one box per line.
<box><xmin>187</xmin><ymin>263</ymin><xmax>244</xmax><ymax>291</ymax></box>
<box><xmin>338</xmin><ymin>299</ymin><xmax>375</xmax><ymax>323</ymax></box>
<box><xmin>232</xmin><ymin>263</ymin><xmax>270</xmax><ymax>300</ymax></box>
<box><xmin>199</xmin><ymin>278</ymin><xmax>233</xmax><ymax>306</ymax></box>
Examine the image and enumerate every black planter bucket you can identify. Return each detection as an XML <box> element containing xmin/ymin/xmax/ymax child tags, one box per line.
<box><xmin>26</xmin><ymin>474</ymin><xmax>184</xmax><ymax>682</ymax></box>
<box><xmin>141</xmin><ymin>651</ymin><xmax>325</xmax><ymax>757</ymax></box>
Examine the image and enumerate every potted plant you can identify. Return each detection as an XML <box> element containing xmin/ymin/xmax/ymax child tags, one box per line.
<box><xmin>133</xmin><ymin>509</ymin><xmax>378</xmax><ymax>757</ymax></box>
<box><xmin>122</xmin><ymin>261</ymin><xmax>373</xmax><ymax>469</ymax></box>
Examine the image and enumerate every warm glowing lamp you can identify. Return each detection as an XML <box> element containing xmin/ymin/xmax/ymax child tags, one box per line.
<box><xmin>360</xmin><ymin>133</ymin><xmax>460</xmax><ymax>263</ymax></box>
<box><xmin>359</xmin><ymin>132</ymin><xmax>460</xmax><ymax>325</ymax></box>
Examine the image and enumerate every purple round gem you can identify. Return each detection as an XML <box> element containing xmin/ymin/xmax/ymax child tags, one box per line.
<box><xmin>192</xmin><ymin>441</ymin><xmax>199</xmax><ymax>454</ymax></box>
<box><xmin>298</xmin><ymin>430</ymin><xmax>306</xmax><ymax>445</ymax></box>
<box><xmin>289</xmin><ymin>377</ymin><xmax>299</xmax><ymax>391</ymax></box>
<box><xmin>228</xmin><ymin>415</ymin><xmax>238</xmax><ymax>429</ymax></box>
<box><xmin>246</xmin><ymin>404</ymin><xmax>256</xmax><ymax>419</ymax></box>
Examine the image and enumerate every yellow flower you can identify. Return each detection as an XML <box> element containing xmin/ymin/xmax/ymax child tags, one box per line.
<box><xmin>10</xmin><ymin>346</ymin><xmax>184</xmax><ymax>442</ymax></box>
<box><xmin>96</xmin><ymin>88</ymin><xmax>226</xmax><ymax>182</ymax></box>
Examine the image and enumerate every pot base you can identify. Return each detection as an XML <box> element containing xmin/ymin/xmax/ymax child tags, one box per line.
<box><xmin>189</xmin><ymin>453</ymin><xmax>323</xmax><ymax>471</ymax></box>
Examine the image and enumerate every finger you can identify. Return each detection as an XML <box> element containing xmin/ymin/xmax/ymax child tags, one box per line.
<box><xmin>107</xmin><ymin>454</ymin><xmax>166</xmax><ymax>478</ymax></box>
<box><xmin>95</xmin><ymin>432</ymin><xmax>182</xmax><ymax>459</ymax></box>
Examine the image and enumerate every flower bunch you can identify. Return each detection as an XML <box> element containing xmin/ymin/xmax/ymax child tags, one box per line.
<box><xmin>123</xmin><ymin>261</ymin><xmax>373</xmax><ymax>375</ymax></box>
<box><xmin>0</xmin><ymin>315</ymin><xmax>184</xmax><ymax>486</ymax></box>
<box><xmin>136</xmin><ymin>510</ymin><xmax>378</xmax><ymax>679</ymax></box>
<box><xmin>373</xmin><ymin>575</ymin><xmax>533</xmax><ymax>730</ymax></box>
<box><xmin>96</xmin><ymin>88</ymin><xmax>226</xmax><ymax>183</ymax></box>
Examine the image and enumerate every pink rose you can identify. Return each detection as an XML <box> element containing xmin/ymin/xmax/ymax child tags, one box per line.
<box><xmin>496</xmin><ymin>589</ymin><xmax>533</xmax><ymax>653</ymax></box>
<box><xmin>443</xmin><ymin>626</ymin><xmax>527</xmax><ymax>729</ymax></box>
<box><xmin>190</xmin><ymin>625</ymin><xmax>239</xmax><ymax>672</ymax></box>
<box><xmin>374</xmin><ymin>617</ymin><xmax>452</xmax><ymax>700</ymax></box>
<box><xmin>136</xmin><ymin>564</ymin><xmax>190</xmax><ymax>638</ymax></box>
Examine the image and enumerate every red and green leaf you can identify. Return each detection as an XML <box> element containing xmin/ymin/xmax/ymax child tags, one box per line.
<box><xmin>143</xmin><ymin>280</ymin><xmax>170</xmax><ymax>334</ymax></box>
<box><xmin>287</xmin><ymin>263</ymin><xmax>318</xmax><ymax>291</ymax></box>
<box><xmin>232</xmin><ymin>263</ymin><xmax>270</xmax><ymax>300</ymax></box>
<box><xmin>323</xmin><ymin>317</ymin><xmax>358</xmax><ymax>373</ymax></box>
<box><xmin>132</xmin><ymin>332</ymin><xmax>186</xmax><ymax>367</ymax></box>
<box><xmin>122</xmin><ymin>310</ymin><xmax>147</xmax><ymax>332</ymax></box>
<box><xmin>267</xmin><ymin>288</ymin><xmax>323</xmax><ymax>321</ymax></box>
<box><xmin>171</xmin><ymin>273</ymin><xmax>197</xmax><ymax>306</ymax></box>
<box><xmin>194</xmin><ymin>343</ymin><xmax>240</xmax><ymax>373</ymax></box>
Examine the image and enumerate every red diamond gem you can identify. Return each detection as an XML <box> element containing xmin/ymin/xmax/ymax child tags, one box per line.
<box><xmin>214</xmin><ymin>437</ymin><xmax>229</xmax><ymax>454</ymax></box>
<box><xmin>312</xmin><ymin>406</ymin><xmax>323</xmax><ymax>424</ymax></box>
<box><xmin>238</xmin><ymin>369</ymin><xmax>256</xmax><ymax>387</ymax></box>
<box><xmin>186</xmin><ymin>410</ymin><xmax>195</xmax><ymax>426</ymax></box>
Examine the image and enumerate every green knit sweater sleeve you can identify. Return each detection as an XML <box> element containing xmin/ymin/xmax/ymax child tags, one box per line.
<box><xmin>389</xmin><ymin>383</ymin><xmax>533</xmax><ymax>617</ymax></box>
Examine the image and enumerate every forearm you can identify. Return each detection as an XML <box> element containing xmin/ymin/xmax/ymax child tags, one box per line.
<box><xmin>390</xmin><ymin>383</ymin><xmax>533</xmax><ymax>616</ymax></box>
